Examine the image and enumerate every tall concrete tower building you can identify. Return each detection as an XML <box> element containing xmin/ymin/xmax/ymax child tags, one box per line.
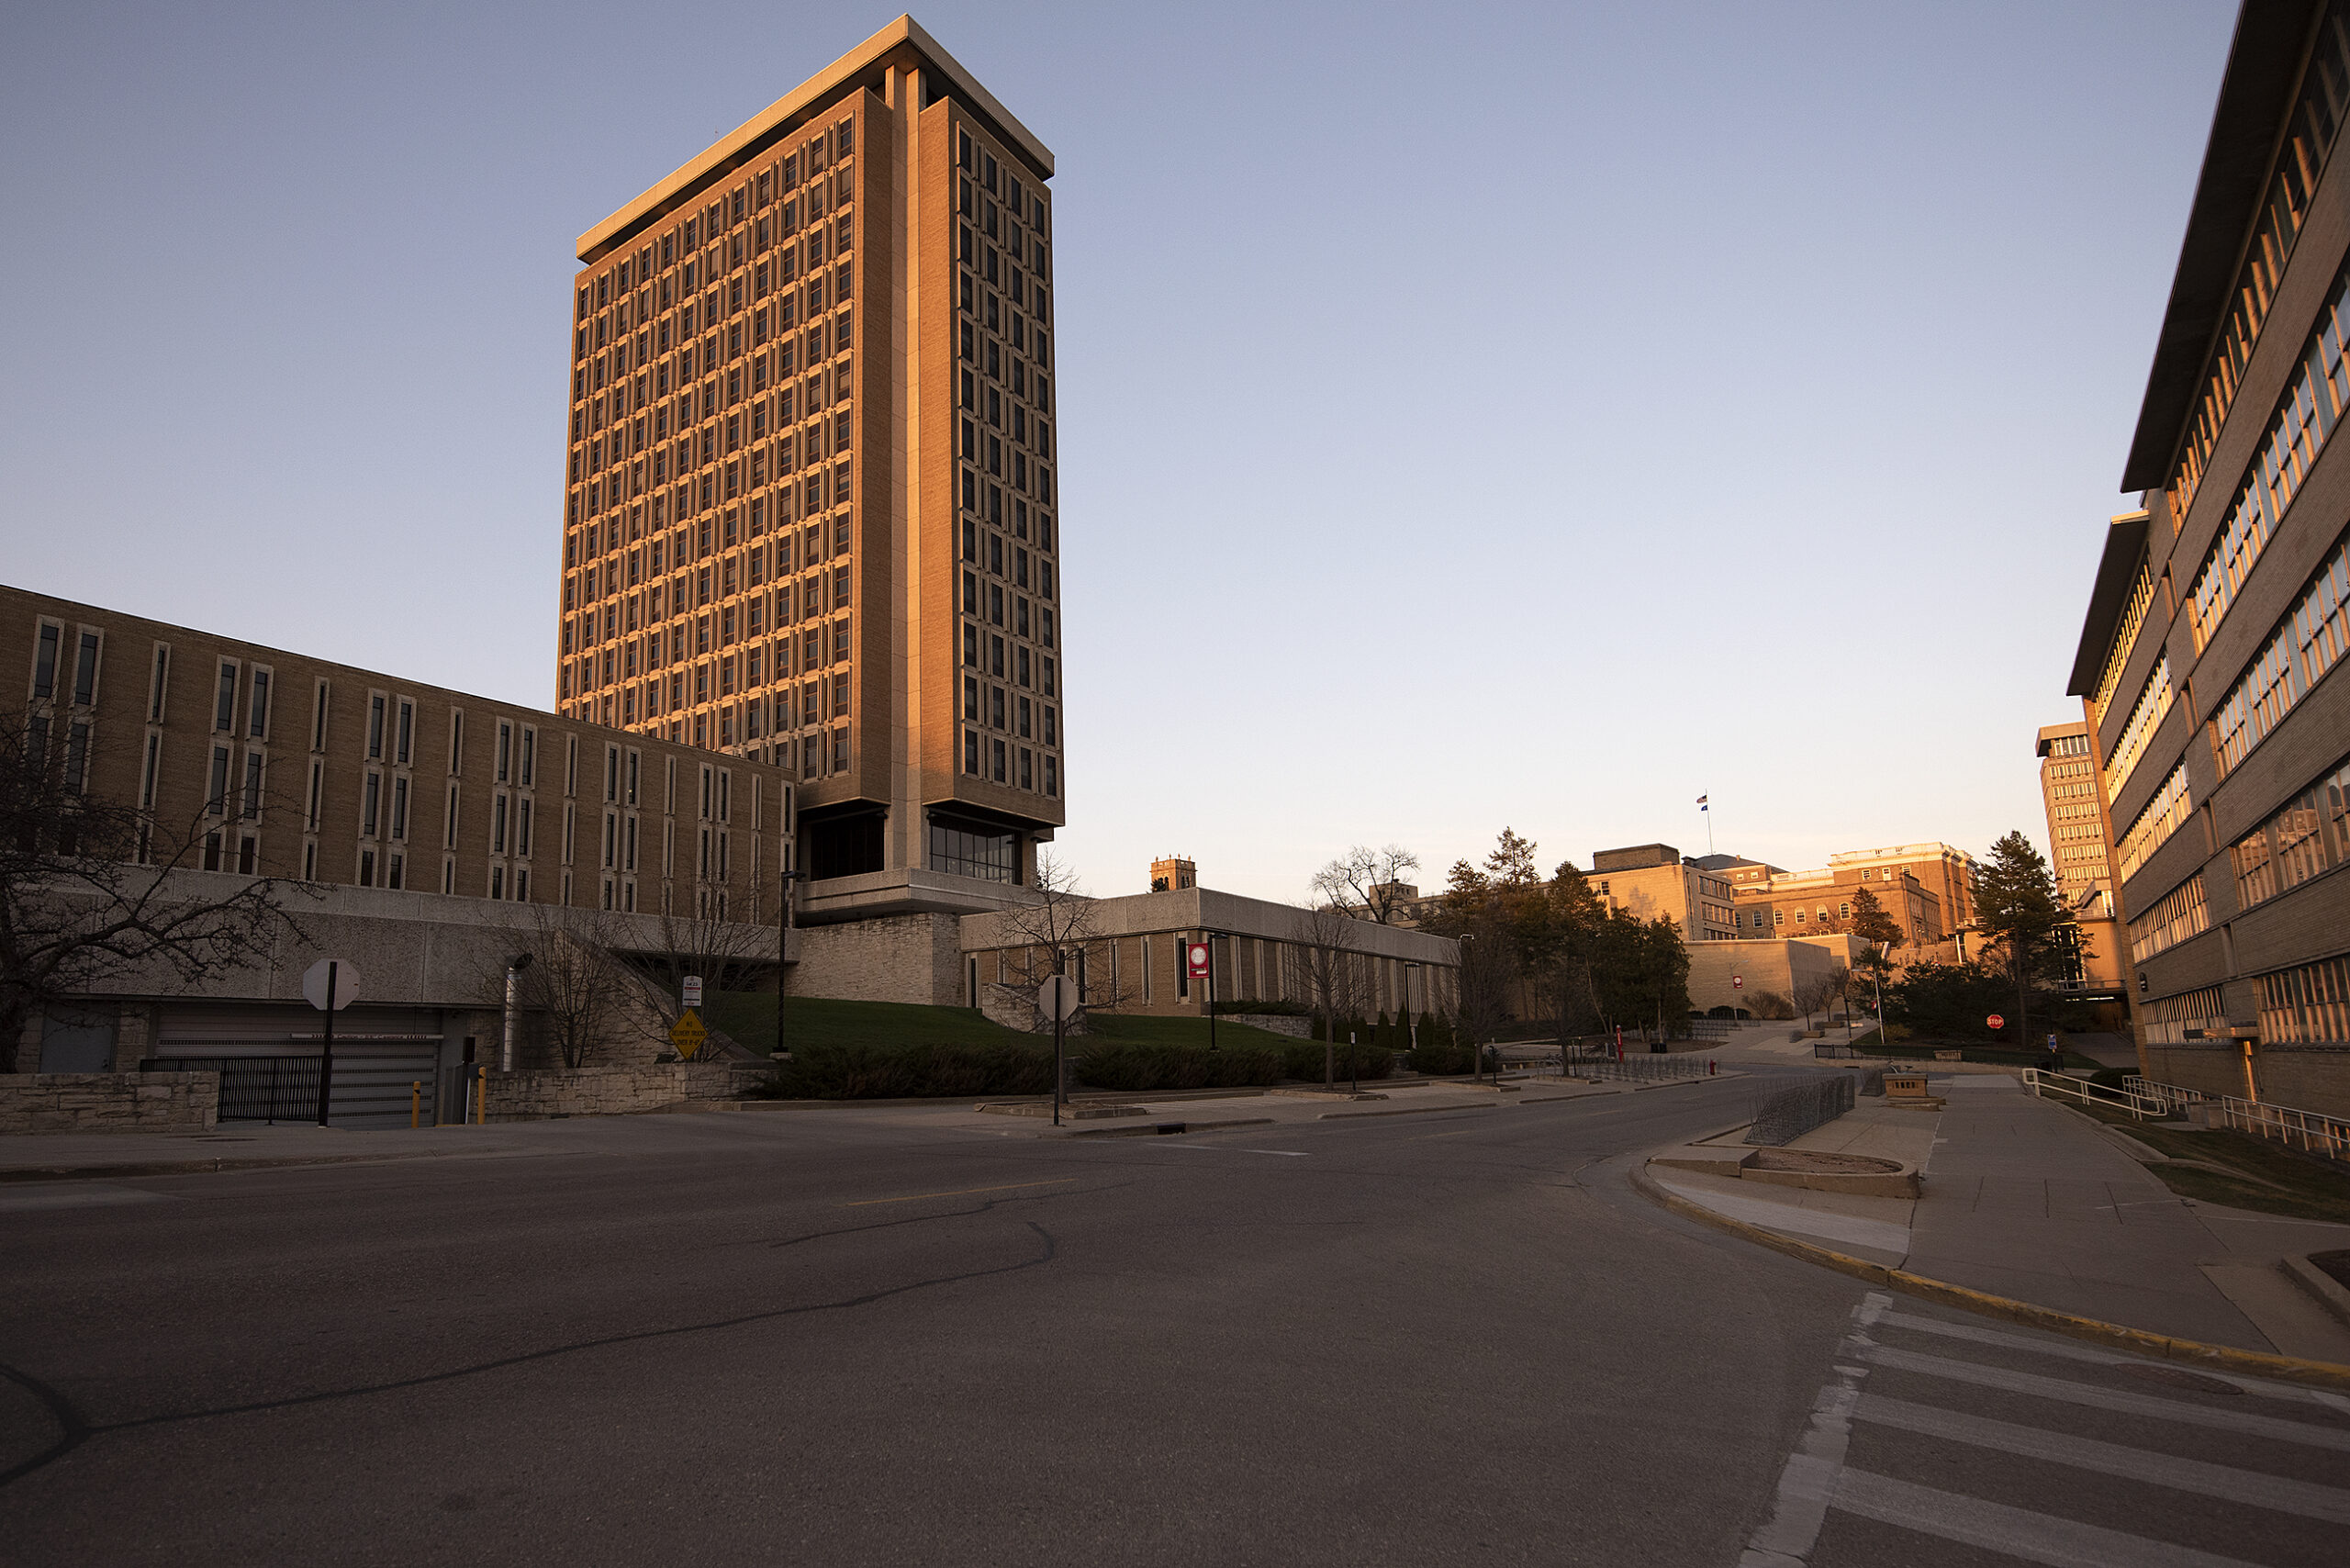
<box><xmin>555</xmin><ymin>16</ymin><xmax>1062</xmax><ymax>921</ymax></box>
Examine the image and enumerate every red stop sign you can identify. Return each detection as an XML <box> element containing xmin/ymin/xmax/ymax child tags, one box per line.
<box><xmin>1986</xmin><ymin>1014</ymin><xmax>2006</xmax><ymax>1030</ymax></box>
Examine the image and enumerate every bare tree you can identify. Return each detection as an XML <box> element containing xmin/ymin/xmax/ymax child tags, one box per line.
<box><xmin>1792</xmin><ymin>971</ymin><xmax>1841</xmax><ymax>1029</ymax></box>
<box><xmin>496</xmin><ymin>904</ymin><xmax>638</xmax><ymax>1070</ymax></box>
<box><xmin>989</xmin><ymin>852</ymin><xmax>1128</xmax><ymax>1029</ymax></box>
<box><xmin>1311</xmin><ymin>844</ymin><xmax>1424</xmax><ymax>924</ymax></box>
<box><xmin>1283</xmin><ymin>901</ymin><xmax>1372</xmax><ymax>1035</ymax></box>
<box><xmin>1</xmin><ymin>710</ymin><xmax>313</xmax><ymax>1072</ymax></box>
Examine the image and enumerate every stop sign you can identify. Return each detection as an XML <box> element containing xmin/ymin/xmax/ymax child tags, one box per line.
<box><xmin>1986</xmin><ymin>1014</ymin><xmax>2006</xmax><ymax>1031</ymax></box>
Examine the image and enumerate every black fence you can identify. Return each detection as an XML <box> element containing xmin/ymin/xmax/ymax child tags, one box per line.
<box><xmin>1743</xmin><ymin>1076</ymin><xmax>1856</xmax><ymax>1146</ymax></box>
<box><xmin>1564</xmin><ymin>1049</ymin><xmax>1713</xmax><ymax>1084</ymax></box>
<box><xmin>144</xmin><ymin>1056</ymin><xmax>322</xmax><ymax>1123</ymax></box>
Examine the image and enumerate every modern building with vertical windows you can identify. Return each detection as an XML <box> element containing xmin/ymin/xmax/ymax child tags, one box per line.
<box><xmin>553</xmin><ymin>15</ymin><xmax>1064</xmax><ymax>926</ymax></box>
<box><xmin>2035</xmin><ymin>721</ymin><xmax>2127</xmax><ymax>996</ymax></box>
<box><xmin>2070</xmin><ymin>0</ymin><xmax>2350</xmax><ymax>1114</ymax></box>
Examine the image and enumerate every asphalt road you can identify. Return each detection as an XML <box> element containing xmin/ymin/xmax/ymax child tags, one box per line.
<box><xmin>3</xmin><ymin>1081</ymin><xmax>2343</xmax><ymax>1566</ymax></box>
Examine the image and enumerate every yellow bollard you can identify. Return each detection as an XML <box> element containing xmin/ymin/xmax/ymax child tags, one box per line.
<box><xmin>411</xmin><ymin>1081</ymin><xmax>420</xmax><ymax>1128</ymax></box>
<box><xmin>476</xmin><ymin>1069</ymin><xmax>487</xmax><ymax>1126</ymax></box>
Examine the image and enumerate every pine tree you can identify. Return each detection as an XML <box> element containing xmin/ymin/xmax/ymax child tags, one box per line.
<box><xmin>1970</xmin><ymin>831</ymin><xmax>2070</xmax><ymax>1049</ymax></box>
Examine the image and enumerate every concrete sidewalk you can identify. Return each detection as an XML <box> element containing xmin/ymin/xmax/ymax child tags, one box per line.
<box><xmin>0</xmin><ymin>1070</ymin><xmax>1743</xmax><ymax>1180</ymax></box>
<box><xmin>1647</xmin><ymin>1072</ymin><xmax>2350</xmax><ymax>1362</ymax></box>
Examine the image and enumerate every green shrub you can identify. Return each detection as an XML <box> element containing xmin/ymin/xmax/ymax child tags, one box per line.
<box><xmin>761</xmin><ymin>1040</ymin><xmax>1055</xmax><ymax>1099</ymax></box>
<box><xmin>1278</xmin><ymin>1036</ymin><xmax>1395</xmax><ymax>1083</ymax></box>
<box><xmin>1071</xmin><ymin>1041</ymin><xmax>1285</xmax><ymax>1091</ymax></box>
<box><xmin>1406</xmin><ymin>1038</ymin><xmax>1477</xmax><ymax>1075</ymax></box>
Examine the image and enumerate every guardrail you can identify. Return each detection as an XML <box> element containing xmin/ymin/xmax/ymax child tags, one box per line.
<box><xmin>2121</xmin><ymin>1075</ymin><xmax>2348</xmax><ymax>1162</ymax></box>
<box><xmin>2021</xmin><ymin>1068</ymin><xmax>2167</xmax><ymax>1121</ymax></box>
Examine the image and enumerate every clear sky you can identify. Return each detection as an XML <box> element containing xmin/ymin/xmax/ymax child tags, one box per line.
<box><xmin>0</xmin><ymin>1</ymin><xmax>2237</xmax><ymax>903</ymax></box>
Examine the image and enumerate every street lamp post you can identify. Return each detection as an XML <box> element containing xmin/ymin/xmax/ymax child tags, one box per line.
<box><xmin>777</xmin><ymin>868</ymin><xmax>808</xmax><ymax>1061</ymax></box>
<box><xmin>500</xmin><ymin>953</ymin><xmax>533</xmax><ymax>1073</ymax></box>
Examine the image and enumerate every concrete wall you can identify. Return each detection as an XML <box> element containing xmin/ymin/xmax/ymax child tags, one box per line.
<box><xmin>791</xmin><ymin>913</ymin><xmax>962</xmax><ymax>1006</ymax></box>
<box><xmin>0</xmin><ymin>1071</ymin><xmax>218</xmax><ymax>1134</ymax></box>
<box><xmin>2143</xmin><ymin>1042</ymin><xmax>2350</xmax><ymax>1120</ymax></box>
<box><xmin>1686</xmin><ymin>939</ymin><xmax>1840</xmax><ymax>1016</ymax></box>
<box><xmin>483</xmin><ymin>1061</ymin><xmax>769</xmax><ymax>1120</ymax></box>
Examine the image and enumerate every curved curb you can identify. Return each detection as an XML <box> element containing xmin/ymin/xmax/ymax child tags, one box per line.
<box><xmin>1627</xmin><ymin>1159</ymin><xmax>2350</xmax><ymax>1393</ymax></box>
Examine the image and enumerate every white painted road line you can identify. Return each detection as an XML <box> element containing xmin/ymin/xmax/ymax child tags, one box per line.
<box><xmin>1877</xmin><ymin>1309</ymin><xmax>2348</xmax><ymax>1408</ymax></box>
<box><xmin>1166</xmin><ymin>1146</ymin><xmax>1310</xmax><ymax>1157</ymax></box>
<box><xmin>1862</xmin><ymin>1344</ymin><xmax>2350</xmax><ymax>1450</ymax></box>
<box><xmin>1854</xmin><ymin>1393</ymin><xmax>2350</xmax><ymax>1524</ymax></box>
<box><xmin>1740</xmin><ymin>1292</ymin><xmax>1890</xmax><ymax>1567</ymax></box>
<box><xmin>1830</xmin><ymin>1468</ymin><xmax>2266</xmax><ymax>1568</ymax></box>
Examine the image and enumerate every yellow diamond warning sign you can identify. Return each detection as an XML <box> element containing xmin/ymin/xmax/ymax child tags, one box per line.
<box><xmin>670</xmin><ymin>1010</ymin><xmax>708</xmax><ymax>1060</ymax></box>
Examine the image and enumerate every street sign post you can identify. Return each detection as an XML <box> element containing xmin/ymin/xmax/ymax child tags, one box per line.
<box><xmin>670</xmin><ymin>1013</ymin><xmax>708</xmax><ymax>1059</ymax></box>
<box><xmin>301</xmin><ymin>958</ymin><xmax>359</xmax><ymax>1127</ymax></box>
<box><xmin>1039</xmin><ymin>974</ymin><xmax>1080</xmax><ymax>1126</ymax></box>
<box><xmin>1186</xmin><ymin>939</ymin><xmax>1218</xmax><ymax>1054</ymax></box>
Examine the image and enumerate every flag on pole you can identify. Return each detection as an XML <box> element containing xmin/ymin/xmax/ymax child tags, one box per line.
<box><xmin>1696</xmin><ymin>795</ymin><xmax>1708</xmax><ymax>811</ymax></box>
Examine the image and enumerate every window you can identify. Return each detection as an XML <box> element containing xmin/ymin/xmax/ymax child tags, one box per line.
<box><xmin>2105</xmin><ymin>656</ymin><xmax>2172</xmax><ymax>794</ymax></box>
<box><xmin>2116</xmin><ymin>765</ymin><xmax>2192</xmax><ymax>884</ymax></box>
<box><xmin>929</xmin><ymin>817</ymin><xmax>1016</xmax><ymax>881</ymax></box>
<box><xmin>368</xmin><ymin>695</ymin><xmax>386</xmax><ymax>759</ymax></box>
<box><xmin>215</xmin><ymin>662</ymin><xmax>238</xmax><ymax>731</ymax></box>
<box><xmin>2128</xmin><ymin>874</ymin><xmax>2210</xmax><ymax>964</ymax></box>
<box><xmin>2257</xmin><ymin>954</ymin><xmax>2350</xmax><ymax>1046</ymax></box>
<box><xmin>31</xmin><ymin>623</ymin><xmax>61</xmax><ymax>699</ymax></box>
<box><xmin>73</xmin><ymin>632</ymin><xmax>101</xmax><ymax>706</ymax></box>
<box><xmin>2209</xmin><ymin>528</ymin><xmax>2350</xmax><ymax>778</ymax></box>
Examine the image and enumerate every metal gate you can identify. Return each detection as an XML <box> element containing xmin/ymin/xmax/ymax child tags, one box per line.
<box><xmin>144</xmin><ymin>1056</ymin><xmax>322</xmax><ymax>1123</ymax></box>
<box><xmin>153</xmin><ymin>1005</ymin><xmax>447</xmax><ymax>1130</ymax></box>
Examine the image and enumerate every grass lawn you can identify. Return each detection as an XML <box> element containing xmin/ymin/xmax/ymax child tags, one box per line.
<box><xmin>2075</xmin><ymin>1103</ymin><xmax>2350</xmax><ymax>1224</ymax></box>
<box><xmin>704</xmin><ymin>991</ymin><xmax>1305</xmax><ymax>1058</ymax></box>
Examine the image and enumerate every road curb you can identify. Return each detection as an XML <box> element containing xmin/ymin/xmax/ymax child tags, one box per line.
<box><xmin>1627</xmin><ymin>1159</ymin><xmax>2350</xmax><ymax>1392</ymax></box>
<box><xmin>0</xmin><ymin>1148</ymin><xmax>479</xmax><ymax>1184</ymax></box>
<box><xmin>1318</xmin><ymin>1102</ymin><xmax>1501</xmax><ymax>1121</ymax></box>
<box><xmin>1055</xmin><ymin>1116</ymin><xmax>1276</xmax><ymax>1138</ymax></box>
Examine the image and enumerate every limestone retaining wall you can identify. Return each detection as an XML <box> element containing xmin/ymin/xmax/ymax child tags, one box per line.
<box><xmin>0</xmin><ymin>1071</ymin><xmax>218</xmax><ymax>1134</ymax></box>
<box><xmin>483</xmin><ymin>1061</ymin><xmax>769</xmax><ymax>1121</ymax></box>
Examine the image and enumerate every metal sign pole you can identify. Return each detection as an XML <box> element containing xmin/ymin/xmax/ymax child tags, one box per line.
<box><xmin>316</xmin><ymin>960</ymin><xmax>337</xmax><ymax>1127</ymax></box>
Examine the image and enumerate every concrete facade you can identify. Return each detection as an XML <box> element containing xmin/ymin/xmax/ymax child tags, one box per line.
<box><xmin>2075</xmin><ymin>0</ymin><xmax>2350</xmax><ymax>1114</ymax></box>
<box><xmin>1685</xmin><ymin>939</ymin><xmax>1842</xmax><ymax>1018</ymax></box>
<box><xmin>558</xmin><ymin>17</ymin><xmax>1068</xmax><ymax>915</ymax></box>
<box><xmin>958</xmin><ymin>885</ymin><xmax>1460</xmax><ymax>1026</ymax></box>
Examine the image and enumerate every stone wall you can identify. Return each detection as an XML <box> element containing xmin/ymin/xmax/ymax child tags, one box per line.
<box><xmin>1226</xmin><ymin>1013</ymin><xmax>1311</xmax><ymax>1038</ymax></box>
<box><xmin>792</xmin><ymin>913</ymin><xmax>961</xmax><ymax>1006</ymax></box>
<box><xmin>0</xmin><ymin>1071</ymin><xmax>218</xmax><ymax>1134</ymax></box>
<box><xmin>482</xmin><ymin>1061</ymin><xmax>770</xmax><ymax>1120</ymax></box>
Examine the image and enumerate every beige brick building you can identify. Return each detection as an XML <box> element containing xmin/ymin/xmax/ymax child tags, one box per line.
<box><xmin>1588</xmin><ymin>844</ymin><xmax>1736</xmax><ymax>941</ymax></box>
<box><xmin>6</xmin><ymin>583</ymin><xmax>788</xmax><ymax>1119</ymax></box>
<box><xmin>554</xmin><ymin>17</ymin><xmax>1064</xmax><ymax>925</ymax></box>
<box><xmin>2036</xmin><ymin>719</ymin><xmax>2127</xmax><ymax>995</ymax></box>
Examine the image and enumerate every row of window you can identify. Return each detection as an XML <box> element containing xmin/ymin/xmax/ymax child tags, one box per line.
<box><xmin>2089</xmin><ymin>559</ymin><xmax>2157</xmax><ymax>721</ymax></box>
<box><xmin>2128</xmin><ymin>873</ymin><xmax>2210</xmax><ymax>965</ymax></box>
<box><xmin>2230</xmin><ymin>750</ymin><xmax>2350</xmax><ymax>913</ymax></box>
<box><xmin>960</xmin><ymin>728</ymin><xmax>1059</xmax><ymax>796</ymax></box>
<box><xmin>2209</xmin><ymin>524</ymin><xmax>2350</xmax><ymax>778</ymax></box>
<box><xmin>582</xmin><ymin>115</ymin><xmax>854</xmax><ymax>317</ymax></box>
<box><xmin>2256</xmin><ymin>952</ymin><xmax>2350</xmax><ymax>1046</ymax></box>
<box><xmin>2165</xmin><ymin>1</ymin><xmax>2350</xmax><ymax>524</ymax></box>
<box><xmin>2182</xmin><ymin>264</ymin><xmax>2350</xmax><ymax>656</ymax></box>
<box><xmin>2106</xmin><ymin>655</ymin><xmax>2175</xmax><ymax>796</ymax></box>
<box><xmin>2115</xmin><ymin>764</ymin><xmax>2191</xmax><ymax>885</ymax></box>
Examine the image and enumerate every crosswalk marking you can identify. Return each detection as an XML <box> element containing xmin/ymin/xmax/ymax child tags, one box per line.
<box><xmin>1742</xmin><ymin>1292</ymin><xmax>2350</xmax><ymax>1566</ymax></box>
<box><xmin>1876</xmin><ymin>1309</ymin><xmax>2345</xmax><ymax>1408</ymax></box>
<box><xmin>1854</xmin><ymin>1393</ymin><xmax>2350</xmax><ymax>1524</ymax></box>
<box><xmin>1831</xmin><ymin>1469</ymin><xmax>2266</xmax><ymax>1568</ymax></box>
<box><xmin>1861</xmin><ymin>1343</ymin><xmax>2350</xmax><ymax>1450</ymax></box>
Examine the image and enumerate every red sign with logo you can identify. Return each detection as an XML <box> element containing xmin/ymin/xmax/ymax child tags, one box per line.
<box><xmin>1986</xmin><ymin>1014</ymin><xmax>2006</xmax><ymax>1031</ymax></box>
<box><xmin>1186</xmin><ymin>942</ymin><xmax>1211</xmax><ymax>980</ymax></box>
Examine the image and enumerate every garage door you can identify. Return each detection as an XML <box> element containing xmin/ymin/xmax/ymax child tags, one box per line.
<box><xmin>152</xmin><ymin>1004</ymin><xmax>446</xmax><ymax>1130</ymax></box>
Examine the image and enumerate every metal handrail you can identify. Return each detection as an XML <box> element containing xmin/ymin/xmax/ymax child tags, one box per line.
<box><xmin>2120</xmin><ymin>1074</ymin><xmax>2348</xmax><ymax>1162</ymax></box>
<box><xmin>2021</xmin><ymin>1068</ymin><xmax>2165</xmax><ymax>1121</ymax></box>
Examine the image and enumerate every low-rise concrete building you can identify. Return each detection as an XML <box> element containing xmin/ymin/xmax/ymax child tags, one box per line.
<box><xmin>958</xmin><ymin>880</ymin><xmax>1459</xmax><ymax>1026</ymax></box>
